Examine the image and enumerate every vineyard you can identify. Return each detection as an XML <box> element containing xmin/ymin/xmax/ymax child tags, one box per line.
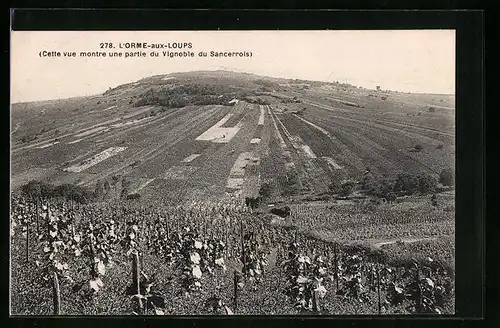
<box><xmin>10</xmin><ymin>195</ymin><xmax>454</xmax><ymax>315</ymax></box>
<box><xmin>11</xmin><ymin>70</ymin><xmax>455</xmax><ymax>316</ymax></box>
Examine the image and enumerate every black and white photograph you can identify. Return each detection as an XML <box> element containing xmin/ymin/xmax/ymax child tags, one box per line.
<box><xmin>10</xmin><ymin>30</ymin><xmax>456</xmax><ymax>316</ymax></box>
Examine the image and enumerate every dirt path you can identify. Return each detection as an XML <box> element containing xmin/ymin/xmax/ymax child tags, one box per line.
<box><xmin>301</xmin><ymin>227</ymin><xmax>445</xmax><ymax>249</ymax></box>
<box><xmin>11</xmin><ymin>123</ymin><xmax>21</xmax><ymax>134</ymax></box>
<box><xmin>303</xmin><ymin>99</ymin><xmax>455</xmax><ymax>138</ymax></box>
<box><xmin>370</xmin><ymin>237</ymin><xmax>439</xmax><ymax>248</ymax></box>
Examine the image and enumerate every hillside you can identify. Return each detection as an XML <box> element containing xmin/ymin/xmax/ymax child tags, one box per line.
<box><xmin>10</xmin><ymin>70</ymin><xmax>455</xmax><ymax>315</ymax></box>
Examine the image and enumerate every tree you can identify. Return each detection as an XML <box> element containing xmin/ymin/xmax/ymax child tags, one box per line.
<box><xmin>368</xmin><ymin>178</ymin><xmax>394</xmax><ymax>199</ymax></box>
<box><xmin>21</xmin><ymin>180</ymin><xmax>45</xmax><ymax>199</ymax></box>
<box><xmin>394</xmin><ymin>173</ymin><xmax>419</xmax><ymax>195</ymax></box>
<box><xmin>418</xmin><ymin>174</ymin><xmax>437</xmax><ymax>194</ymax></box>
<box><xmin>439</xmin><ymin>168</ymin><xmax>455</xmax><ymax>187</ymax></box>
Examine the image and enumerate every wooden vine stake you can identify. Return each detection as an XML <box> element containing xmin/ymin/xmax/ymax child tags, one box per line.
<box><xmin>25</xmin><ymin>213</ymin><xmax>30</xmax><ymax>263</ymax></box>
<box><xmin>415</xmin><ymin>267</ymin><xmax>422</xmax><ymax>313</ymax></box>
<box><xmin>52</xmin><ymin>271</ymin><xmax>61</xmax><ymax>315</ymax></box>
<box><xmin>240</xmin><ymin>222</ymin><xmax>246</xmax><ymax>277</ymax></box>
<box><xmin>224</xmin><ymin>221</ymin><xmax>228</xmax><ymax>257</ymax></box>
<box><xmin>312</xmin><ymin>288</ymin><xmax>321</xmax><ymax>314</ymax></box>
<box><xmin>233</xmin><ymin>270</ymin><xmax>238</xmax><ymax>312</ymax></box>
<box><xmin>35</xmin><ymin>197</ymin><xmax>40</xmax><ymax>234</ymax></box>
<box><xmin>165</xmin><ymin>214</ymin><xmax>170</xmax><ymax>240</ymax></box>
<box><xmin>333</xmin><ymin>242</ymin><xmax>339</xmax><ymax>292</ymax></box>
<box><xmin>132</xmin><ymin>251</ymin><xmax>144</xmax><ymax>313</ymax></box>
<box><xmin>377</xmin><ymin>266</ymin><xmax>382</xmax><ymax>315</ymax></box>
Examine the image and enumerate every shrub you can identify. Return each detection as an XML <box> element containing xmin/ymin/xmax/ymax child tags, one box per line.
<box><xmin>431</xmin><ymin>194</ymin><xmax>438</xmax><ymax>207</ymax></box>
<box><xmin>93</xmin><ymin>181</ymin><xmax>104</xmax><ymax>199</ymax></box>
<box><xmin>428</xmin><ymin>107</ymin><xmax>436</xmax><ymax>112</ymax></box>
<box><xmin>439</xmin><ymin>168</ymin><xmax>455</xmax><ymax>187</ymax></box>
<box><xmin>443</xmin><ymin>204</ymin><xmax>455</xmax><ymax>212</ymax></box>
<box><xmin>270</xmin><ymin>206</ymin><xmax>291</xmax><ymax>218</ymax></box>
<box><xmin>21</xmin><ymin>135</ymin><xmax>38</xmax><ymax>143</ymax></box>
<box><xmin>393</xmin><ymin>173</ymin><xmax>437</xmax><ymax>196</ymax></box>
<box><xmin>385</xmin><ymin>192</ymin><xmax>397</xmax><ymax>202</ymax></box>
<box><xmin>436</xmin><ymin>144</ymin><xmax>444</xmax><ymax>149</ymax></box>
<box><xmin>21</xmin><ymin>180</ymin><xmax>53</xmax><ymax>199</ymax></box>
<box><xmin>21</xmin><ymin>180</ymin><xmax>94</xmax><ymax>204</ymax></box>
<box><xmin>339</xmin><ymin>181</ymin><xmax>356</xmax><ymax>197</ymax></box>
<box><xmin>280</xmin><ymin>170</ymin><xmax>301</xmax><ymax>196</ymax></box>
<box><xmin>361</xmin><ymin>173</ymin><xmax>375</xmax><ymax>190</ymax></box>
<box><xmin>103</xmin><ymin>180</ymin><xmax>111</xmax><ymax>192</ymax></box>
<box><xmin>366</xmin><ymin>177</ymin><xmax>394</xmax><ymax>199</ymax></box>
<box><xmin>253</xmin><ymin>79</ymin><xmax>276</xmax><ymax>88</ymax></box>
<box><xmin>127</xmin><ymin>193</ymin><xmax>141</xmax><ymax>200</ymax></box>
<box><xmin>120</xmin><ymin>179</ymin><xmax>132</xmax><ymax>199</ymax></box>
<box><xmin>245</xmin><ymin>197</ymin><xmax>261</xmax><ymax>209</ymax></box>
<box><xmin>418</xmin><ymin>174</ymin><xmax>438</xmax><ymax>193</ymax></box>
<box><xmin>394</xmin><ymin>173</ymin><xmax>420</xmax><ymax>195</ymax></box>
<box><xmin>259</xmin><ymin>182</ymin><xmax>273</xmax><ymax>199</ymax></box>
<box><xmin>167</xmin><ymin>94</ymin><xmax>189</xmax><ymax>108</ymax></box>
<box><xmin>414</xmin><ymin>144</ymin><xmax>423</xmax><ymax>151</ymax></box>
<box><xmin>52</xmin><ymin>184</ymin><xmax>94</xmax><ymax>203</ymax></box>
<box><xmin>328</xmin><ymin>180</ymin><xmax>341</xmax><ymax>194</ymax></box>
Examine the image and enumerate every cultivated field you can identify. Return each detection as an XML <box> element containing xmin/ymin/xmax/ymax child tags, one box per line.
<box><xmin>10</xmin><ymin>70</ymin><xmax>455</xmax><ymax>315</ymax></box>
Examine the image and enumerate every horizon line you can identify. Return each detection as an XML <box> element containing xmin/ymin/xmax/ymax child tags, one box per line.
<box><xmin>11</xmin><ymin>69</ymin><xmax>455</xmax><ymax>104</ymax></box>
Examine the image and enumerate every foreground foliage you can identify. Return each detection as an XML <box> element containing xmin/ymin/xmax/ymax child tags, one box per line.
<box><xmin>10</xmin><ymin>195</ymin><xmax>454</xmax><ymax>315</ymax></box>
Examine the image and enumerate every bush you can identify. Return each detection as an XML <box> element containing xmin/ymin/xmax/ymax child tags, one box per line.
<box><xmin>414</xmin><ymin>144</ymin><xmax>423</xmax><ymax>151</ymax></box>
<box><xmin>328</xmin><ymin>179</ymin><xmax>341</xmax><ymax>194</ymax></box>
<box><xmin>366</xmin><ymin>177</ymin><xmax>394</xmax><ymax>199</ymax></box>
<box><xmin>52</xmin><ymin>184</ymin><xmax>94</xmax><ymax>203</ymax></box>
<box><xmin>394</xmin><ymin>173</ymin><xmax>420</xmax><ymax>195</ymax></box>
<box><xmin>259</xmin><ymin>182</ymin><xmax>273</xmax><ymax>199</ymax></box>
<box><xmin>253</xmin><ymin>79</ymin><xmax>276</xmax><ymax>88</ymax></box>
<box><xmin>245</xmin><ymin>197</ymin><xmax>261</xmax><ymax>209</ymax></box>
<box><xmin>439</xmin><ymin>168</ymin><xmax>455</xmax><ymax>187</ymax></box>
<box><xmin>120</xmin><ymin>179</ymin><xmax>132</xmax><ymax>199</ymax></box>
<box><xmin>94</xmin><ymin>181</ymin><xmax>104</xmax><ymax>199</ymax></box>
<box><xmin>21</xmin><ymin>180</ymin><xmax>53</xmax><ymax>199</ymax></box>
<box><xmin>393</xmin><ymin>173</ymin><xmax>437</xmax><ymax>196</ymax></box>
<box><xmin>296</xmin><ymin>107</ymin><xmax>307</xmax><ymax>116</ymax></box>
<box><xmin>429</xmin><ymin>107</ymin><xmax>436</xmax><ymax>112</ymax></box>
<box><xmin>280</xmin><ymin>170</ymin><xmax>301</xmax><ymax>196</ymax></box>
<box><xmin>418</xmin><ymin>174</ymin><xmax>438</xmax><ymax>193</ymax></box>
<box><xmin>443</xmin><ymin>204</ymin><xmax>455</xmax><ymax>212</ymax></box>
<box><xmin>21</xmin><ymin>135</ymin><xmax>38</xmax><ymax>143</ymax></box>
<box><xmin>361</xmin><ymin>173</ymin><xmax>375</xmax><ymax>190</ymax></box>
<box><xmin>385</xmin><ymin>192</ymin><xmax>397</xmax><ymax>202</ymax></box>
<box><xmin>431</xmin><ymin>194</ymin><xmax>438</xmax><ymax>207</ymax></box>
<box><xmin>270</xmin><ymin>206</ymin><xmax>291</xmax><ymax>218</ymax></box>
<box><xmin>127</xmin><ymin>193</ymin><xmax>141</xmax><ymax>200</ymax></box>
<box><xmin>339</xmin><ymin>181</ymin><xmax>356</xmax><ymax>197</ymax></box>
<box><xmin>21</xmin><ymin>180</ymin><xmax>94</xmax><ymax>204</ymax></box>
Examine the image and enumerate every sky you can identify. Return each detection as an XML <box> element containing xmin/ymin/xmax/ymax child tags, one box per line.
<box><xmin>11</xmin><ymin>30</ymin><xmax>455</xmax><ymax>103</ymax></box>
